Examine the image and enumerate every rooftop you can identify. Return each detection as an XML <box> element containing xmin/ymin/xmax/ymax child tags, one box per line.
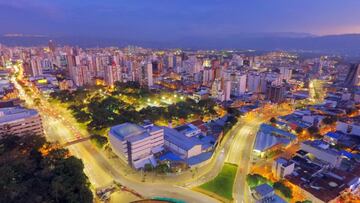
<box><xmin>159</xmin><ymin>151</ymin><xmax>182</xmax><ymax>162</ymax></box>
<box><xmin>0</xmin><ymin>107</ymin><xmax>39</xmax><ymax>124</ymax></box>
<box><xmin>253</xmin><ymin>183</ymin><xmax>274</xmax><ymax>197</ymax></box>
<box><xmin>275</xmin><ymin>157</ymin><xmax>293</xmax><ymax>167</ymax></box>
<box><xmin>325</xmin><ymin>132</ymin><xmax>342</xmax><ymax>140</ymax></box>
<box><xmin>253</xmin><ymin>124</ymin><xmax>296</xmax><ymax>152</ymax></box>
<box><xmin>186</xmin><ymin>151</ymin><xmax>213</xmax><ymax>166</ymax></box>
<box><xmin>110</xmin><ymin>123</ymin><xmax>146</xmax><ymax>141</ymax></box>
<box><xmin>175</xmin><ymin>123</ymin><xmax>199</xmax><ymax>135</ymax></box>
<box><xmin>163</xmin><ymin>127</ymin><xmax>201</xmax><ymax>150</ymax></box>
<box><xmin>287</xmin><ymin>158</ymin><xmax>360</xmax><ymax>203</ymax></box>
<box><xmin>302</xmin><ymin>140</ymin><xmax>341</xmax><ymax>156</ymax></box>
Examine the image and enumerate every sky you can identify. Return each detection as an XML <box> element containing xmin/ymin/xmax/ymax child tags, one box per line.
<box><xmin>1</xmin><ymin>0</ymin><xmax>360</xmax><ymax>41</ymax></box>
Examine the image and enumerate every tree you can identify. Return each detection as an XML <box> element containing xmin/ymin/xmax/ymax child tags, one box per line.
<box><xmin>73</xmin><ymin>109</ymin><xmax>91</xmax><ymax>123</ymax></box>
<box><xmin>270</xmin><ymin>117</ymin><xmax>277</xmax><ymax>124</ymax></box>
<box><xmin>227</xmin><ymin>108</ymin><xmax>240</xmax><ymax>117</ymax></box>
<box><xmin>87</xmin><ymin>96</ymin><xmax>126</xmax><ymax>129</ymax></box>
<box><xmin>155</xmin><ymin>162</ymin><xmax>171</xmax><ymax>174</ymax></box>
<box><xmin>346</xmin><ymin>108</ymin><xmax>357</xmax><ymax>116</ymax></box>
<box><xmin>322</xmin><ymin>116</ymin><xmax>337</xmax><ymax>125</ymax></box>
<box><xmin>34</xmin><ymin>98</ymin><xmax>41</xmax><ymax>106</ymax></box>
<box><xmin>273</xmin><ymin>181</ymin><xmax>293</xmax><ymax>199</ymax></box>
<box><xmin>50</xmin><ymin>90</ymin><xmax>74</xmax><ymax>103</ymax></box>
<box><xmin>223</xmin><ymin>116</ymin><xmax>238</xmax><ymax>134</ymax></box>
<box><xmin>90</xmin><ymin>134</ymin><xmax>108</xmax><ymax>149</ymax></box>
<box><xmin>295</xmin><ymin>126</ymin><xmax>303</xmax><ymax>134</ymax></box>
<box><xmin>307</xmin><ymin>126</ymin><xmax>319</xmax><ymax>135</ymax></box>
<box><xmin>0</xmin><ymin>134</ymin><xmax>93</xmax><ymax>203</ymax></box>
<box><xmin>246</xmin><ymin>174</ymin><xmax>268</xmax><ymax>188</ymax></box>
<box><xmin>144</xmin><ymin>163</ymin><xmax>153</xmax><ymax>172</ymax></box>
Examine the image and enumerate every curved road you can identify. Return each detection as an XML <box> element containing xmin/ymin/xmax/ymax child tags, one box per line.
<box><xmin>12</xmin><ymin>62</ymin><xmax>292</xmax><ymax>203</ymax></box>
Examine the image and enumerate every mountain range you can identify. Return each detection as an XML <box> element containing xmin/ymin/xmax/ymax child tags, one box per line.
<box><xmin>1</xmin><ymin>33</ymin><xmax>360</xmax><ymax>56</ymax></box>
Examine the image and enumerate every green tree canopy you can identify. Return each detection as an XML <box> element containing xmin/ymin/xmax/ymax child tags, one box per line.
<box><xmin>307</xmin><ymin>126</ymin><xmax>319</xmax><ymax>135</ymax></box>
<box><xmin>246</xmin><ymin>173</ymin><xmax>269</xmax><ymax>188</ymax></box>
<box><xmin>0</xmin><ymin>134</ymin><xmax>93</xmax><ymax>203</ymax></box>
<box><xmin>273</xmin><ymin>181</ymin><xmax>293</xmax><ymax>199</ymax></box>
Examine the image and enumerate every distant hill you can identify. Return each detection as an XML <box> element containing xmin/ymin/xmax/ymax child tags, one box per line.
<box><xmin>1</xmin><ymin>33</ymin><xmax>360</xmax><ymax>56</ymax></box>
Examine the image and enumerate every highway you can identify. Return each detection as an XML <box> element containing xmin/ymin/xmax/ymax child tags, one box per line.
<box><xmin>227</xmin><ymin>106</ymin><xmax>293</xmax><ymax>203</ymax></box>
<box><xmin>11</xmin><ymin>62</ymin><xmax>293</xmax><ymax>203</ymax></box>
<box><xmin>11</xmin><ymin>65</ymin><xmax>219</xmax><ymax>203</ymax></box>
<box><xmin>227</xmin><ymin>119</ymin><xmax>263</xmax><ymax>203</ymax></box>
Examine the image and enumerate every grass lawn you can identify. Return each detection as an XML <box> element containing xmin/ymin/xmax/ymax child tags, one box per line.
<box><xmin>199</xmin><ymin>163</ymin><xmax>238</xmax><ymax>200</ymax></box>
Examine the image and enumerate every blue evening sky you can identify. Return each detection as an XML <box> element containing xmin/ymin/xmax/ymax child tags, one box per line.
<box><xmin>0</xmin><ymin>0</ymin><xmax>359</xmax><ymax>40</ymax></box>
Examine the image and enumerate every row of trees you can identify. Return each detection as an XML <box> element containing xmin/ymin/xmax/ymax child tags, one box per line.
<box><xmin>67</xmin><ymin>94</ymin><xmax>218</xmax><ymax>130</ymax></box>
<box><xmin>273</xmin><ymin>181</ymin><xmax>292</xmax><ymax>199</ymax></box>
<box><xmin>50</xmin><ymin>88</ymin><xmax>91</xmax><ymax>104</ymax></box>
<box><xmin>90</xmin><ymin>134</ymin><xmax>108</xmax><ymax>149</ymax></box>
<box><xmin>0</xmin><ymin>134</ymin><xmax>93</xmax><ymax>203</ymax></box>
<box><xmin>50</xmin><ymin>81</ymin><xmax>220</xmax><ymax>131</ymax></box>
<box><xmin>112</xmin><ymin>81</ymin><xmax>151</xmax><ymax>98</ymax></box>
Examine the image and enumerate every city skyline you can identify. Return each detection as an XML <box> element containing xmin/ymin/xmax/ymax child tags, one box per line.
<box><xmin>1</xmin><ymin>2</ymin><xmax>360</xmax><ymax>203</ymax></box>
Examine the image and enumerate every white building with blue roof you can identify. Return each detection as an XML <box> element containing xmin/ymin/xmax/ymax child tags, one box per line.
<box><xmin>253</xmin><ymin>124</ymin><xmax>297</xmax><ymax>157</ymax></box>
<box><xmin>251</xmin><ymin>183</ymin><xmax>287</xmax><ymax>203</ymax></box>
<box><xmin>109</xmin><ymin>122</ymin><xmax>164</xmax><ymax>169</ymax></box>
<box><xmin>162</xmin><ymin>127</ymin><xmax>202</xmax><ymax>159</ymax></box>
<box><xmin>301</xmin><ymin>139</ymin><xmax>343</xmax><ymax>168</ymax></box>
<box><xmin>0</xmin><ymin>107</ymin><xmax>43</xmax><ymax>137</ymax></box>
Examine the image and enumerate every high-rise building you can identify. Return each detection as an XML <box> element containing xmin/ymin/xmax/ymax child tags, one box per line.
<box><xmin>71</xmin><ymin>65</ymin><xmax>92</xmax><ymax>87</ymax></box>
<box><xmin>266</xmin><ymin>83</ymin><xmax>286</xmax><ymax>103</ymax></box>
<box><xmin>48</xmin><ymin>40</ymin><xmax>56</xmax><ymax>53</ymax></box>
<box><xmin>104</xmin><ymin>64</ymin><xmax>121</xmax><ymax>86</ymax></box>
<box><xmin>146</xmin><ymin>62</ymin><xmax>153</xmax><ymax>87</ymax></box>
<box><xmin>231</xmin><ymin>73</ymin><xmax>247</xmax><ymax>96</ymax></box>
<box><xmin>167</xmin><ymin>54</ymin><xmax>174</xmax><ymax>69</ymax></box>
<box><xmin>210</xmin><ymin>78</ymin><xmax>226</xmax><ymax>101</ymax></box>
<box><xmin>224</xmin><ymin>80</ymin><xmax>231</xmax><ymax>101</ymax></box>
<box><xmin>66</xmin><ymin>54</ymin><xmax>76</xmax><ymax>78</ymax></box>
<box><xmin>344</xmin><ymin>64</ymin><xmax>360</xmax><ymax>86</ymax></box>
<box><xmin>279</xmin><ymin>67</ymin><xmax>292</xmax><ymax>81</ymax></box>
<box><xmin>203</xmin><ymin>68</ymin><xmax>214</xmax><ymax>86</ymax></box>
<box><xmin>0</xmin><ymin>107</ymin><xmax>43</xmax><ymax>138</ymax></box>
<box><xmin>247</xmin><ymin>73</ymin><xmax>261</xmax><ymax>93</ymax></box>
<box><xmin>29</xmin><ymin>58</ymin><xmax>43</xmax><ymax>76</ymax></box>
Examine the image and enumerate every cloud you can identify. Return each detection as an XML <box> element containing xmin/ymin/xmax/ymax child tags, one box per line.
<box><xmin>0</xmin><ymin>0</ymin><xmax>62</xmax><ymax>19</ymax></box>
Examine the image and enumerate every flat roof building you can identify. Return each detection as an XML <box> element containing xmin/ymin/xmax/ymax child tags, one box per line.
<box><xmin>251</xmin><ymin>183</ymin><xmax>287</xmax><ymax>203</ymax></box>
<box><xmin>163</xmin><ymin>127</ymin><xmax>202</xmax><ymax>159</ymax></box>
<box><xmin>109</xmin><ymin>122</ymin><xmax>164</xmax><ymax>169</ymax></box>
<box><xmin>0</xmin><ymin>107</ymin><xmax>43</xmax><ymax>138</ymax></box>
<box><xmin>286</xmin><ymin>155</ymin><xmax>360</xmax><ymax>203</ymax></box>
<box><xmin>253</xmin><ymin>124</ymin><xmax>297</xmax><ymax>157</ymax></box>
<box><xmin>272</xmin><ymin>157</ymin><xmax>295</xmax><ymax>180</ymax></box>
<box><xmin>301</xmin><ymin>140</ymin><xmax>342</xmax><ymax>168</ymax></box>
<box><xmin>174</xmin><ymin>123</ymin><xmax>201</xmax><ymax>138</ymax></box>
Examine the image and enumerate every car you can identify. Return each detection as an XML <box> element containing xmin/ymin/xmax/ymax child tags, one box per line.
<box><xmin>99</xmin><ymin>191</ymin><xmax>111</xmax><ymax>201</ymax></box>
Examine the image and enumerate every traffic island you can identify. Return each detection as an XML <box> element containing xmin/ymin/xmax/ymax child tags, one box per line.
<box><xmin>195</xmin><ymin>163</ymin><xmax>238</xmax><ymax>201</ymax></box>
